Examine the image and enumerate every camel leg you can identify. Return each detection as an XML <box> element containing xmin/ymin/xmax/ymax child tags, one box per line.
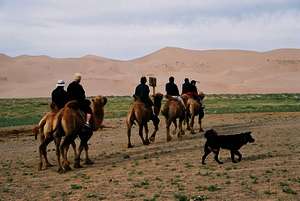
<box><xmin>198</xmin><ymin>115</ymin><xmax>204</xmax><ymax>132</ymax></box>
<box><xmin>71</xmin><ymin>141</ymin><xmax>77</xmax><ymax>156</ymax></box>
<box><xmin>38</xmin><ymin>134</ymin><xmax>45</xmax><ymax>171</ymax></box>
<box><xmin>172</xmin><ymin>119</ymin><xmax>177</xmax><ymax>135</ymax></box>
<box><xmin>84</xmin><ymin>143</ymin><xmax>94</xmax><ymax>165</ymax></box>
<box><xmin>166</xmin><ymin>119</ymin><xmax>172</xmax><ymax>142</ymax></box>
<box><xmin>149</xmin><ymin>118</ymin><xmax>159</xmax><ymax>143</ymax></box>
<box><xmin>60</xmin><ymin>135</ymin><xmax>72</xmax><ymax>172</ymax></box>
<box><xmin>127</xmin><ymin>122</ymin><xmax>134</xmax><ymax>148</ymax></box>
<box><xmin>144</xmin><ymin>123</ymin><xmax>150</xmax><ymax>144</ymax></box>
<box><xmin>190</xmin><ymin>113</ymin><xmax>196</xmax><ymax>134</ymax></box>
<box><xmin>54</xmin><ymin>137</ymin><xmax>63</xmax><ymax>173</ymax></box>
<box><xmin>178</xmin><ymin>119</ymin><xmax>184</xmax><ymax>139</ymax></box>
<box><xmin>38</xmin><ymin>135</ymin><xmax>54</xmax><ymax>170</ymax></box>
<box><xmin>186</xmin><ymin>113</ymin><xmax>191</xmax><ymax>131</ymax></box>
<box><xmin>138</xmin><ymin>124</ymin><xmax>148</xmax><ymax>145</ymax></box>
<box><xmin>43</xmin><ymin>135</ymin><xmax>54</xmax><ymax>168</ymax></box>
<box><xmin>74</xmin><ymin>140</ymin><xmax>84</xmax><ymax>168</ymax></box>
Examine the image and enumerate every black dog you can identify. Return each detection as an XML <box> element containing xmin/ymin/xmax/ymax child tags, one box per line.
<box><xmin>202</xmin><ymin>129</ymin><xmax>255</xmax><ymax>164</ymax></box>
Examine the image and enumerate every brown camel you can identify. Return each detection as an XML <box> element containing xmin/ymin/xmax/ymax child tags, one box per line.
<box><xmin>161</xmin><ymin>95</ymin><xmax>188</xmax><ymax>141</ymax></box>
<box><xmin>126</xmin><ymin>93</ymin><xmax>163</xmax><ymax>148</ymax></box>
<box><xmin>52</xmin><ymin>95</ymin><xmax>107</xmax><ymax>173</ymax></box>
<box><xmin>33</xmin><ymin>109</ymin><xmax>77</xmax><ymax>171</ymax></box>
<box><xmin>33</xmin><ymin>103</ymin><xmax>77</xmax><ymax>171</ymax></box>
<box><xmin>185</xmin><ymin>93</ymin><xmax>205</xmax><ymax>134</ymax></box>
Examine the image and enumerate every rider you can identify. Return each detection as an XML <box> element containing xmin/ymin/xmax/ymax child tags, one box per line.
<box><xmin>67</xmin><ymin>73</ymin><xmax>92</xmax><ymax>127</ymax></box>
<box><xmin>191</xmin><ymin>80</ymin><xmax>202</xmax><ymax>103</ymax></box>
<box><xmin>134</xmin><ymin>76</ymin><xmax>159</xmax><ymax>123</ymax></box>
<box><xmin>181</xmin><ymin>78</ymin><xmax>192</xmax><ymax>95</ymax></box>
<box><xmin>165</xmin><ymin>76</ymin><xmax>186</xmax><ymax>109</ymax></box>
<box><xmin>51</xmin><ymin>80</ymin><xmax>68</xmax><ymax>110</ymax></box>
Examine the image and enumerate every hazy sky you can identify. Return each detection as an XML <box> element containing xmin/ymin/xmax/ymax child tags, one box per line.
<box><xmin>0</xmin><ymin>0</ymin><xmax>300</xmax><ymax>59</ymax></box>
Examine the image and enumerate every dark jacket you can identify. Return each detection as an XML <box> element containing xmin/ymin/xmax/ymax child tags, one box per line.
<box><xmin>67</xmin><ymin>81</ymin><xmax>91</xmax><ymax>113</ymax></box>
<box><xmin>182</xmin><ymin>82</ymin><xmax>192</xmax><ymax>94</ymax></box>
<box><xmin>190</xmin><ymin>84</ymin><xmax>198</xmax><ymax>94</ymax></box>
<box><xmin>134</xmin><ymin>83</ymin><xmax>150</xmax><ymax>101</ymax></box>
<box><xmin>51</xmin><ymin>86</ymin><xmax>68</xmax><ymax>109</ymax></box>
<box><xmin>67</xmin><ymin>81</ymin><xmax>86</xmax><ymax>102</ymax></box>
<box><xmin>166</xmin><ymin>82</ymin><xmax>179</xmax><ymax>96</ymax></box>
<box><xmin>134</xmin><ymin>83</ymin><xmax>153</xmax><ymax>107</ymax></box>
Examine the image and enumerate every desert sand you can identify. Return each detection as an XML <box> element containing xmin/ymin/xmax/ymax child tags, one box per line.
<box><xmin>0</xmin><ymin>112</ymin><xmax>299</xmax><ymax>200</ymax></box>
<box><xmin>0</xmin><ymin>47</ymin><xmax>300</xmax><ymax>98</ymax></box>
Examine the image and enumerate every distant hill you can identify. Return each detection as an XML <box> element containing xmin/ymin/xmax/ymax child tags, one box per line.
<box><xmin>1</xmin><ymin>47</ymin><xmax>300</xmax><ymax>98</ymax></box>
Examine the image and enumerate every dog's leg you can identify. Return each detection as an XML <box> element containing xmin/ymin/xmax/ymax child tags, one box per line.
<box><xmin>235</xmin><ymin>150</ymin><xmax>242</xmax><ymax>162</ymax></box>
<box><xmin>213</xmin><ymin>149</ymin><xmax>223</xmax><ymax>164</ymax></box>
<box><xmin>230</xmin><ymin>150</ymin><xmax>237</xmax><ymax>163</ymax></box>
<box><xmin>202</xmin><ymin>144</ymin><xmax>211</xmax><ymax>165</ymax></box>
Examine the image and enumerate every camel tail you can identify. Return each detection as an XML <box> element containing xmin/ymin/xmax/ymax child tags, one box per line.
<box><xmin>33</xmin><ymin>125</ymin><xmax>39</xmax><ymax>140</ymax></box>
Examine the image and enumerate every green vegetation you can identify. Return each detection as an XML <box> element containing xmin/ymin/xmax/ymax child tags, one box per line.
<box><xmin>1</xmin><ymin>93</ymin><xmax>300</xmax><ymax>127</ymax></box>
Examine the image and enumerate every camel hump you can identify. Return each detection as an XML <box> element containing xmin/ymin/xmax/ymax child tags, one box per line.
<box><xmin>65</xmin><ymin>100</ymin><xmax>80</xmax><ymax>110</ymax></box>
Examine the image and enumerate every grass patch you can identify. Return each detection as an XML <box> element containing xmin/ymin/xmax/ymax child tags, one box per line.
<box><xmin>1</xmin><ymin>93</ymin><xmax>300</xmax><ymax>127</ymax></box>
<box><xmin>70</xmin><ymin>184</ymin><xmax>82</xmax><ymax>190</ymax></box>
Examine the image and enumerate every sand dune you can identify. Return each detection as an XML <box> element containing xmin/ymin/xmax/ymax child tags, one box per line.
<box><xmin>0</xmin><ymin>47</ymin><xmax>300</xmax><ymax>98</ymax></box>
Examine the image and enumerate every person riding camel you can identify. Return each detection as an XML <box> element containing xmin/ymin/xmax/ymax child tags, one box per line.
<box><xmin>51</xmin><ymin>80</ymin><xmax>68</xmax><ymax>110</ymax></box>
<box><xmin>67</xmin><ymin>73</ymin><xmax>92</xmax><ymax>127</ymax></box>
<box><xmin>191</xmin><ymin>80</ymin><xmax>202</xmax><ymax>103</ymax></box>
<box><xmin>181</xmin><ymin>78</ymin><xmax>192</xmax><ymax>95</ymax></box>
<box><xmin>134</xmin><ymin>76</ymin><xmax>159</xmax><ymax>124</ymax></box>
<box><xmin>165</xmin><ymin>76</ymin><xmax>186</xmax><ymax>109</ymax></box>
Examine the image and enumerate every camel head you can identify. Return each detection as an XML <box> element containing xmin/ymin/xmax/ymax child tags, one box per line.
<box><xmin>91</xmin><ymin>96</ymin><xmax>107</xmax><ymax>130</ymax></box>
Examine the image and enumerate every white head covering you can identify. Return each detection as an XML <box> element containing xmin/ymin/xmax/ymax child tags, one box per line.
<box><xmin>74</xmin><ymin>73</ymin><xmax>82</xmax><ymax>81</ymax></box>
<box><xmin>56</xmin><ymin>80</ymin><xmax>65</xmax><ymax>87</ymax></box>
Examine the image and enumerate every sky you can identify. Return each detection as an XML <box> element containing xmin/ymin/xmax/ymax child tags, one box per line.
<box><xmin>0</xmin><ymin>0</ymin><xmax>300</xmax><ymax>60</ymax></box>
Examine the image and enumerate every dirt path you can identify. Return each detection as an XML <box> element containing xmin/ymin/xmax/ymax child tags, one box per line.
<box><xmin>0</xmin><ymin>112</ymin><xmax>299</xmax><ymax>201</ymax></box>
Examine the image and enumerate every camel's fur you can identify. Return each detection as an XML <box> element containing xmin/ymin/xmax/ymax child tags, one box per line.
<box><xmin>33</xmin><ymin>104</ymin><xmax>77</xmax><ymax>171</ymax></box>
<box><xmin>161</xmin><ymin>95</ymin><xmax>188</xmax><ymax>141</ymax></box>
<box><xmin>48</xmin><ymin>96</ymin><xmax>106</xmax><ymax>173</ymax></box>
<box><xmin>185</xmin><ymin>93</ymin><xmax>205</xmax><ymax>134</ymax></box>
<box><xmin>126</xmin><ymin>93</ymin><xmax>163</xmax><ymax>148</ymax></box>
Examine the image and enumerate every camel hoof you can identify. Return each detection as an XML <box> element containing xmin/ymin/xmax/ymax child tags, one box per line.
<box><xmin>74</xmin><ymin>163</ymin><xmax>83</xmax><ymax>169</ymax></box>
<box><xmin>128</xmin><ymin>144</ymin><xmax>134</xmax><ymax>148</ymax></box>
<box><xmin>143</xmin><ymin>141</ymin><xmax>150</xmax><ymax>145</ymax></box>
<box><xmin>46</xmin><ymin>163</ymin><xmax>54</xmax><ymax>168</ymax></box>
<box><xmin>190</xmin><ymin>130</ymin><xmax>196</xmax><ymax>135</ymax></box>
<box><xmin>57</xmin><ymin>167</ymin><xmax>64</xmax><ymax>174</ymax></box>
<box><xmin>63</xmin><ymin>163</ymin><xmax>72</xmax><ymax>171</ymax></box>
<box><xmin>84</xmin><ymin>159</ymin><xmax>94</xmax><ymax>165</ymax></box>
<box><xmin>149</xmin><ymin>136</ymin><xmax>155</xmax><ymax>143</ymax></box>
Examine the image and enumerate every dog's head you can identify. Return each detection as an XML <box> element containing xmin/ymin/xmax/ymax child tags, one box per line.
<box><xmin>243</xmin><ymin>131</ymin><xmax>255</xmax><ymax>143</ymax></box>
<box><xmin>204</xmin><ymin>129</ymin><xmax>218</xmax><ymax>138</ymax></box>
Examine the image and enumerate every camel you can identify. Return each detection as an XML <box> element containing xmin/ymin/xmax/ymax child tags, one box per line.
<box><xmin>126</xmin><ymin>93</ymin><xmax>163</xmax><ymax>148</ymax></box>
<box><xmin>40</xmin><ymin>96</ymin><xmax>106</xmax><ymax>173</ymax></box>
<box><xmin>161</xmin><ymin>95</ymin><xmax>188</xmax><ymax>141</ymax></box>
<box><xmin>33</xmin><ymin>108</ymin><xmax>77</xmax><ymax>171</ymax></box>
<box><xmin>185</xmin><ymin>92</ymin><xmax>205</xmax><ymax>134</ymax></box>
<box><xmin>33</xmin><ymin>102</ymin><xmax>77</xmax><ymax>170</ymax></box>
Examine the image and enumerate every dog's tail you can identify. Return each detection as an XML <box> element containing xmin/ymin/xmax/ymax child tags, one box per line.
<box><xmin>204</xmin><ymin>129</ymin><xmax>218</xmax><ymax>139</ymax></box>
